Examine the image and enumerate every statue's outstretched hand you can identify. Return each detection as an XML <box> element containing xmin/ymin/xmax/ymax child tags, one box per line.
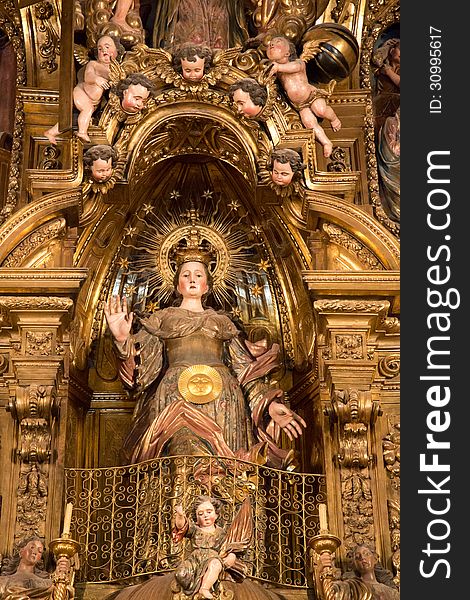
<box><xmin>103</xmin><ymin>295</ymin><xmax>133</xmax><ymax>343</ymax></box>
<box><xmin>268</xmin><ymin>396</ymin><xmax>307</xmax><ymax>441</ymax></box>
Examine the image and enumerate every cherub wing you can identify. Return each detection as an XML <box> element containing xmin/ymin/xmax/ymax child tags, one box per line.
<box><xmin>299</xmin><ymin>38</ymin><xmax>331</xmax><ymax>63</ymax></box>
<box><xmin>108</xmin><ymin>58</ymin><xmax>127</xmax><ymax>87</ymax></box>
<box><xmin>219</xmin><ymin>498</ymin><xmax>253</xmax><ymax>556</ymax></box>
<box><xmin>150</xmin><ymin>47</ymin><xmax>181</xmax><ymax>86</ymax></box>
<box><xmin>73</xmin><ymin>43</ymin><xmax>91</xmax><ymax>66</ymax></box>
<box><xmin>206</xmin><ymin>46</ymin><xmax>241</xmax><ymax>85</ymax></box>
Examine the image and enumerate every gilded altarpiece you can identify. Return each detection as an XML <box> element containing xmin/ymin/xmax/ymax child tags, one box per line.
<box><xmin>0</xmin><ymin>1</ymin><xmax>400</xmax><ymax>599</ymax></box>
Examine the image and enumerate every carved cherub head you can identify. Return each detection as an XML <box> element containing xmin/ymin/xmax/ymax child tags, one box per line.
<box><xmin>83</xmin><ymin>144</ymin><xmax>119</xmax><ymax>182</ymax></box>
<box><xmin>114</xmin><ymin>73</ymin><xmax>156</xmax><ymax>114</ymax></box>
<box><xmin>229</xmin><ymin>78</ymin><xmax>267</xmax><ymax>118</ymax></box>
<box><xmin>173</xmin><ymin>44</ymin><xmax>213</xmax><ymax>82</ymax></box>
<box><xmin>269</xmin><ymin>148</ymin><xmax>306</xmax><ymax>186</ymax></box>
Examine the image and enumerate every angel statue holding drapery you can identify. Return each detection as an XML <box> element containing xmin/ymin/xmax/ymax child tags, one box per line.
<box><xmin>104</xmin><ymin>207</ymin><xmax>306</xmax><ymax>471</ymax></box>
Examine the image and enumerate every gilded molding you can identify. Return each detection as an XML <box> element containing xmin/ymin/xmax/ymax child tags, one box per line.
<box><xmin>326</xmin><ymin>388</ymin><xmax>381</xmax><ymax>549</ymax></box>
<box><xmin>378</xmin><ymin>315</ymin><xmax>400</xmax><ymax>333</ymax></box>
<box><xmin>314</xmin><ymin>299</ymin><xmax>390</xmax><ymax>314</ymax></box>
<box><xmin>0</xmin><ymin>296</ymin><xmax>73</xmax><ymax>311</ymax></box>
<box><xmin>34</xmin><ymin>1</ymin><xmax>60</xmax><ymax>73</ymax></box>
<box><xmin>307</xmin><ymin>192</ymin><xmax>400</xmax><ymax>267</ymax></box>
<box><xmin>0</xmin><ymin>189</ymin><xmax>81</xmax><ymax>262</ymax></box>
<box><xmin>0</xmin><ymin>2</ymin><xmax>26</xmax><ymax>225</ymax></box>
<box><xmin>132</xmin><ymin>116</ymin><xmax>254</xmax><ymax>184</ymax></box>
<box><xmin>1</xmin><ymin>217</ymin><xmax>66</xmax><ymax>267</ymax></box>
<box><xmin>19</xmin><ymin>88</ymin><xmax>59</xmax><ymax>103</ymax></box>
<box><xmin>322</xmin><ymin>222</ymin><xmax>384</xmax><ymax>270</ymax></box>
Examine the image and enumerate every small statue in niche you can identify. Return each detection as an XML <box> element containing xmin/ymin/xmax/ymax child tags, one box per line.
<box><xmin>372</xmin><ymin>38</ymin><xmax>400</xmax><ymax>132</ymax></box>
<box><xmin>377</xmin><ymin>107</ymin><xmax>400</xmax><ymax>222</ymax></box>
<box><xmin>112</xmin><ymin>73</ymin><xmax>156</xmax><ymax>114</ymax></box>
<box><xmin>44</xmin><ymin>35</ymin><xmax>126</xmax><ymax>144</ymax></box>
<box><xmin>265</xmin><ymin>35</ymin><xmax>341</xmax><ymax>158</ymax></box>
<box><xmin>229</xmin><ymin>78</ymin><xmax>267</xmax><ymax>118</ymax></box>
<box><xmin>269</xmin><ymin>148</ymin><xmax>305</xmax><ymax>187</ymax></box>
<box><xmin>173</xmin><ymin>44</ymin><xmax>213</xmax><ymax>82</ymax></box>
<box><xmin>83</xmin><ymin>144</ymin><xmax>118</xmax><ymax>183</ymax></box>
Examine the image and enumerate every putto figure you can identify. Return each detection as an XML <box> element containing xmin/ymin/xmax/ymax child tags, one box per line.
<box><xmin>45</xmin><ymin>35</ymin><xmax>125</xmax><ymax>144</ymax></box>
<box><xmin>172</xmin><ymin>496</ymin><xmax>251</xmax><ymax>599</ymax></box>
<box><xmin>104</xmin><ymin>227</ymin><xmax>306</xmax><ymax>469</ymax></box>
<box><xmin>229</xmin><ymin>78</ymin><xmax>267</xmax><ymax>118</ymax></box>
<box><xmin>83</xmin><ymin>144</ymin><xmax>118</xmax><ymax>183</ymax></box>
<box><xmin>266</xmin><ymin>36</ymin><xmax>341</xmax><ymax>157</ymax></box>
<box><xmin>173</xmin><ymin>44</ymin><xmax>213</xmax><ymax>82</ymax></box>
<box><xmin>113</xmin><ymin>73</ymin><xmax>156</xmax><ymax>114</ymax></box>
<box><xmin>269</xmin><ymin>148</ymin><xmax>306</xmax><ymax>187</ymax></box>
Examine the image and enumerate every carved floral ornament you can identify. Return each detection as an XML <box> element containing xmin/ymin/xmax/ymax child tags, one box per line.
<box><xmin>0</xmin><ymin>296</ymin><xmax>74</xmax><ymax>312</ymax></box>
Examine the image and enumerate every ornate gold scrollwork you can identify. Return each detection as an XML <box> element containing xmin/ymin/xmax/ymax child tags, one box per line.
<box><xmin>327</xmin><ymin>390</ymin><xmax>381</xmax><ymax>468</ymax></box>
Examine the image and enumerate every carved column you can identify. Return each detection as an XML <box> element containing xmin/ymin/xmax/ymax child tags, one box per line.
<box><xmin>312</xmin><ymin>296</ymin><xmax>398</xmax><ymax>571</ymax></box>
<box><xmin>0</xmin><ymin>269</ymin><xmax>87</xmax><ymax>552</ymax></box>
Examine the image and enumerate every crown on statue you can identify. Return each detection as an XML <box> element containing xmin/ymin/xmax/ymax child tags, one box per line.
<box><xmin>173</xmin><ymin>226</ymin><xmax>214</xmax><ymax>267</ymax></box>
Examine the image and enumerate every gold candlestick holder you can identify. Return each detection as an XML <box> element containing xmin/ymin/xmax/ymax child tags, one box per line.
<box><xmin>308</xmin><ymin>532</ymin><xmax>342</xmax><ymax>556</ymax></box>
<box><xmin>49</xmin><ymin>534</ymin><xmax>81</xmax><ymax>560</ymax></box>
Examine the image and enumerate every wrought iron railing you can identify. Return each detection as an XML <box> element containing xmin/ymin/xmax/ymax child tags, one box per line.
<box><xmin>64</xmin><ymin>455</ymin><xmax>326</xmax><ymax>588</ymax></box>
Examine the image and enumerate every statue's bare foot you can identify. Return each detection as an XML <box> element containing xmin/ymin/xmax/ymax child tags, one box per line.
<box><xmin>331</xmin><ymin>117</ymin><xmax>341</xmax><ymax>132</ymax></box>
<box><xmin>198</xmin><ymin>589</ymin><xmax>213</xmax><ymax>599</ymax></box>
<box><xmin>76</xmin><ymin>131</ymin><xmax>91</xmax><ymax>143</ymax></box>
<box><xmin>323</xmin><ymin>142</ymin><xmax>333</xmax><ymax>158</ymax></box>
<box><xmin>110</xmin><ymin>16</ymin><xmax>140</xmax><ymax>33</ymax></box>
<box><xmin>44</xmin><ymin>125</ymin><xmax>59</xmax><ymax>145</ymax></box>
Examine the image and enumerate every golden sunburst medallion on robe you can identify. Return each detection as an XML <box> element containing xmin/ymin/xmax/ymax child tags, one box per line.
<box><xmin>177</xmin><ymin>365</ymin><xmax>223</xmax><ymax>404</ymax></box>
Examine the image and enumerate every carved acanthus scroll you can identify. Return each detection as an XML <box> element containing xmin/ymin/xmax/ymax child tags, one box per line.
<box><xmin>325</xmin><ymin>388</ymin><xmax>381</xmax><ymax>549</ymax></box>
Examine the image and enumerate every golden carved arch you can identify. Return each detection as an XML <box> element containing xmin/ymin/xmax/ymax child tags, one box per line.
<box><xmin>0</xmin><ymin>189</ymin><xmax>81</xmax><ymax>265</ymax></box>
<box><xmin>120</xmin><ymin>102</ymin><xmax>263</xmax><ymax>193</ymax></box>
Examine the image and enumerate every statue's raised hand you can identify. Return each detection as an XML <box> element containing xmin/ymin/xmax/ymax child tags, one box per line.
<box><xmin>103</xmin><ymin>295</ymin><xmax>133</xmax><ymax>343</ymax></box>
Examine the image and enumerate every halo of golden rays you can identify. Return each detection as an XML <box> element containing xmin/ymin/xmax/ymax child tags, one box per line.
<box><xmin>120</xmin><ymin>193</ymin><xmax>263</xmax><ymax>306</ymax></box>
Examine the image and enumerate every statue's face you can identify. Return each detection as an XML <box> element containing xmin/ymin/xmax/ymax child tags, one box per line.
<box><xmin>195</xmin><ymin>501</ymin><xmax>217</xmax><ymax>527</ymax></box>
<box><xmin>97</xmin><ymin>36</ymin><xmax>118</xmax><ymax>64</ymax></box>
<box><xmin>271</xmin><ymin>159</ymin><xmax>294</xmax><ymax>186</ymax></box>
<box><xmin>267</xmin><ymin>37</ymin><xmax>290</xmax><ymax>62</ymax></box>
<box><xmin>91</xmin><ymin>157</ymin><xmax>113</xmax><ymax>182</ymax></box>
<box><xmin>181</xmin><ymin>56</ymin><xmax>205</xmax><ymax>81</ymax></box>
<box><xmin>121</xmin><ymin>84</ymin><xmax>150</xmax><ymax>114</ymax></box>
<box><xmin>20</xmin><ymin>540</ymin><xmax>44</xmax><ymax>567</ymax></box>
<box><xmin>177</xmin><ymin>261</ymin><xmax>209</xmax><ymax>299</ymax></box>
<box><xmin>232</xmin><ymin>88</ymin><xmax>262</xmax><ymax>118</ymax></box>
<box><xmin>352</xmin><ymin>546</ymin><xmax>377</xmax><ymax>575</ymax></box>
<box><xmin>389</xmin><ymin>45</ymin><xmax>400</xmax><ymax>62</ymax></box>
